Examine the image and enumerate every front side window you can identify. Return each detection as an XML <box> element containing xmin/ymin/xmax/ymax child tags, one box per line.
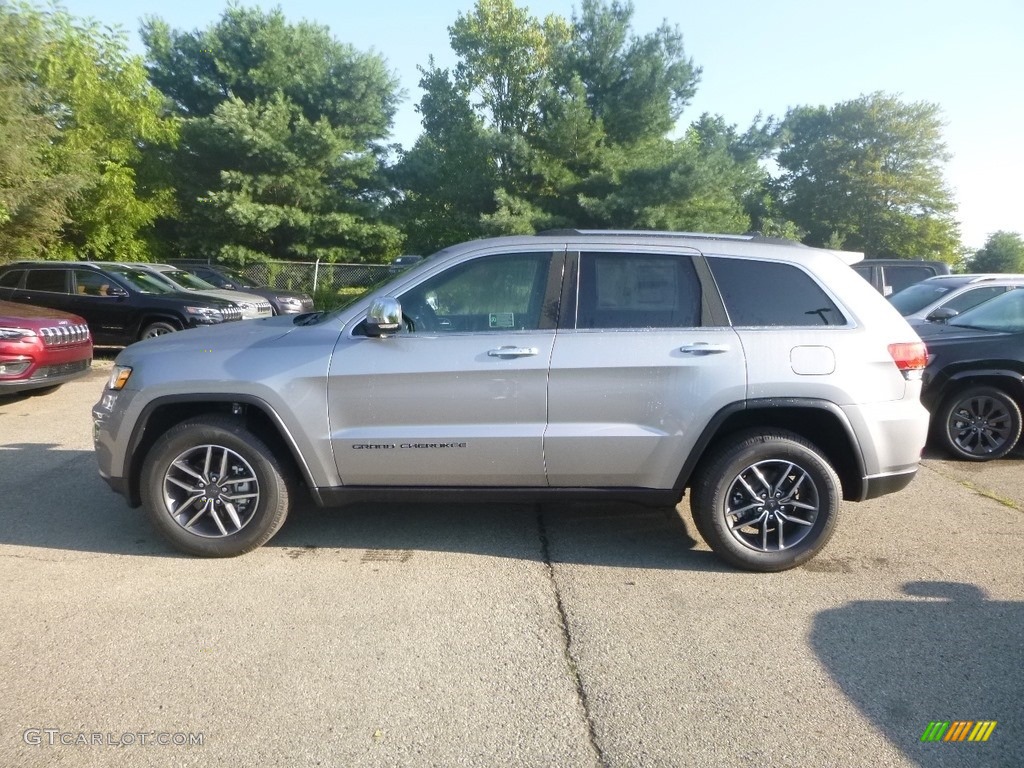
<box><xmin>398</xmin><ymin>252</ymin><xmax>550</xmax><ymax>333</ymax></box>
<box><xmin>708</xmin><ymin>257</ymin><xmax>846</xmax><ymax>327</ymax></box>
<box><xmin>25</xmin><ymin>269</ymin><xmax>68</xmax><ymax>293</ymax></box>
<box><xmin>576</xmin><ymin>252</ymin><xmax>701</xmax><ymax>329</ymax></box>
<box><xmin>941</xmin><ymin>286</ymin><xmax>1007</xmax><ymax>315</ymax></box>
<box><xmin>74</xmin><ymin>270</ymin><xmax>115</xmax><ymax>296</ymax></box>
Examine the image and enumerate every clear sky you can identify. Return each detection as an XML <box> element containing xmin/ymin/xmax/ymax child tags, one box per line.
<box><xmin>55</xmin><ymin>0</ymin><xmax>1023</xmax><ymax>250</ymax></box>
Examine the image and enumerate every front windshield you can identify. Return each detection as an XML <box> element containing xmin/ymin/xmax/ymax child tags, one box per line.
<box><xmin>106</xmin><ymin>268</ymin><xmax>175</xmax><ymax>294</ymax></box>
<box><xmin>888</xmin><ymin>282</ymin><xmax>955</xmax><ymax>315</ymax></box>
<box><xmin>164</xmin><ymin>269</ymin><xmax>217</xmax><ymax>290</ymax></box>
<box><xmin>949</xmin><ymin>288</ymin><xmax>1024</xmax><ymax>332</ymax></box>
<box><xmin>317</xmin><ymin>250</ymin><xmax>442</xmax><ymax>322</ymax></box>
<box><xmin>224</xmin><ymin>269</ymin><xmax>256</xmax><ymax>288</ymax></box>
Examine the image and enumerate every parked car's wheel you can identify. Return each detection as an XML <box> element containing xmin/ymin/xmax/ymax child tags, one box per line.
<box><xmin>140</xmin><ymin>320</ymin><xmax>178</xmax><ymax>340</ymax></box>
<box><xmin>691</xmin><ymin>430</ymin><xmax>841</xmax><ymax>572</ymax></box>
<box><xmin>936</xmin><ymin>386</ymin><xmax>1022</xmax><ymax>461</ymax></box>
<box><xmin>140</xmin><ymin>416</ymin><xmax>292</xmax><ymax>557</ymax></box>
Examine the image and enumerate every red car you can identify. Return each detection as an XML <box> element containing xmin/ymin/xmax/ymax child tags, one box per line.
<box><xmin>0</xmin><ymin>299</ymin><xmax>93</xmax><ymax>394</ymax></box>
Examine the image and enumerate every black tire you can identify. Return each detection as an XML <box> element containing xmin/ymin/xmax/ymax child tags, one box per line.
<box><xmin>691</xmin><ymin>430</ymin><xmax>841</xmax><ymax>572</ymax></box>
<box><xmin>936</xmin><ymin>386</ymin><xmax>1022</xmax><ymax>461</ymax></box>
<box><xmin>139</xmin><ymin>320</ymin><xmax>178</xmax><ymax>340</ymax></box>
<box><xmin>140</xmin><ymin>416</ymin><xmax>292</xmax><ymax>557</ymax></box>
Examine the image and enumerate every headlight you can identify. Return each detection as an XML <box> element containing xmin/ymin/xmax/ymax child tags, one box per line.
<box><xmin>279</xmin><ymin>297</ymin><xmax>301</xmax><ymax>306</ymax></box>
<box><xmin>0</xmin><ymin>326</ymin><xmax>35</xmax><ymax>341</ymax></box>
<box><xmin>107</xmin><ymin>365</ymin><xmax>133</xmax><ymax>391</ymax></box>
<box><xmin>238</xmin><ymin>302</ymin><xmax>254</xmax><ymax>311</ymax></box>
<box><xmin>184</xmin><ymin>306</ymin><xmax>224</xmax><ymax>323</ymax></box>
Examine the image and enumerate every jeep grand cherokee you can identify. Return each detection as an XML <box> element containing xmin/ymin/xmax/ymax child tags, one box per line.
<box><xmin>92</xmin><ymin>231</ymin><xmax>929</xmax><ymax>571</ymax></box>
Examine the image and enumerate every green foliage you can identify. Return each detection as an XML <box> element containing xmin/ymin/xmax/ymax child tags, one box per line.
<box><xmin>314</xmin><ymin>285</ymin><xmax>368</xmax><ymax>312</ymax></box>
<box><xmin>143</xmin><ymin>6</ymin><xmax>403</xmax><ymax>263</ymax></box>
<box><xmin>971</xmin><ymin>231</ymin><xmax>1024</xmax><ymax>273</ymax></box>
<box><xmin>393</xmin><ymin>0</ymin><xmax>750</xmax><ymax>247</ymax></box>
<box><xmin>773</xmin><ymin>92</ymin><xmax>960</xmax><ymax>260</ymax></box>
<box><xmin>552</xmin><ymin>0</ymin><xmax>700</xmax><ymax>144</ymax></box>
<box><xmin>0</xmin><ymin>2</ymin><xmax>176</xmax><ymax>262</ymax></box>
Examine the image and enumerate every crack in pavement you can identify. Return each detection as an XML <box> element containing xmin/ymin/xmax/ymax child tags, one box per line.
<box><xmin>536</xmin><ymin>505</ymin><xmax>608</xmax><ymax>768</ymax></box>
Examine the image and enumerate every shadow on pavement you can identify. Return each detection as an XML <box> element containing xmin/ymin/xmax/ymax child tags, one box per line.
<box><xmin>0</xmin><ymin>443</ymin><xmax>730</xmax><ymax>571</ymax></box>
<box><xmin>811</xmin><ymin>581</ymin><xmax>1022</xmax><ymax>768</ymax></box>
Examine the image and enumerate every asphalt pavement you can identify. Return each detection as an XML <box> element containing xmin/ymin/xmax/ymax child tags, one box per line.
<box><xmin>0</xmin><ymin>359</ymin><xmax>1020</xmax><ymax>767</ymax></box>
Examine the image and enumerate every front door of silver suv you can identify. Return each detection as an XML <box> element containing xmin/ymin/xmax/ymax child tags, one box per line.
<box><xmin>328</xmin><ymin>247</ymin><xmax>565</xmax><ymax>486</ymax></box>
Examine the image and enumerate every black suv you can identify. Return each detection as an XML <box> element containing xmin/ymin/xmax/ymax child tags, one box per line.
<box><xmin>0</xmin><ymin>262</ymin><xmax>243</xmax><ymax>346</ymax></box>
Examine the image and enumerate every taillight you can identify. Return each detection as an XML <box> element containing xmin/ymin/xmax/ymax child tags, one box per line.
<box><xmin>888</xmin><ymin>341</ymin><xmax>928</xmax><ymax>380</ymax></box>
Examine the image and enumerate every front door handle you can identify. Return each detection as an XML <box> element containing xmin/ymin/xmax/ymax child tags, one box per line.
<box><xmin>488</xmin><ymin>346</ymin><xmax>539</xmax><ymax>358</ymax></box>
<box><xmin>679</xmin><ymin>343</ymin><xmax>730</xmax><ymax>355</ymax></box>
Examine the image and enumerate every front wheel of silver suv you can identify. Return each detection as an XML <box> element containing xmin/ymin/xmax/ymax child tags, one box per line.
<box><xmin>691</xmin><ymin>430</ymin><xmax>841</xmax><ymax>572</ymax></box>
<box><xmin>140</xmin><ymin>416</ymin><xmax>292</xmax><ymax>557</ymax></box>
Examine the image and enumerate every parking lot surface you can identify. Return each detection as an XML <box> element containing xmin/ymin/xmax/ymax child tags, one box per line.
<box><xmin>1</xmin><ymin>359</ymin><xmax>1021</xmax><ymax>767</ymax></box>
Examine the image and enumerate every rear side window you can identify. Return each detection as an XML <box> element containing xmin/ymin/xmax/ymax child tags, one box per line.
<box><xmin>708</xmin><ymin>257</ymin><xmax>846</xmax><ymax>326</ymax></box>
<box><xmin>577</xmin><ymin>252</ymin><xmax>701</xmax><ymax>329</ymax></box>
<box><xmin>883</xmin><ymin>266</ymin><xmax>938</xmax><ymax>295</ymax></box>
<box><xmin>0</xmin><ymin>270</ymin><xmax>23</xmax><ymax>288</ymax></box>
<box><xmin>25</xmin><ymin>269</ymin><xmax>68</xmax><ymax>293</ymax></box>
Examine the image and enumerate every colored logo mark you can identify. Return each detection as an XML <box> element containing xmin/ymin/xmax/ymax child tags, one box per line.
<box><xmin>920</xmin><ymin>721</ymin><xmax>997</xmax><ymax>742</ymax></box>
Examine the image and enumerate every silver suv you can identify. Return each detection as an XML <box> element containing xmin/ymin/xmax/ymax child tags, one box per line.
<box><xmin>92</xmin><ymin>232</ymin><xmax>930</xmax><ymax>571</ymax></box>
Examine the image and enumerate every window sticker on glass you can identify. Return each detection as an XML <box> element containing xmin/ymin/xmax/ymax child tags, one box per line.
<box><xmin>597</xmin><ymin>259</ymin><xmax>678</xmax><ymax>310</ymax></box>
<box><xmin>489</xmin><ymin>312</ymin><xmax>515</xmax><ymax>328</ymax></box>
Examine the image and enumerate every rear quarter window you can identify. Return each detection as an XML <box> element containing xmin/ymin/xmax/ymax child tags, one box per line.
<box><xmin>883</xmin><ymin>266</ymin><xmax>939</xmax><ymax>295</ymax></box>
<box><xmin>707</xmin><ymin>257</ymin><xmax>847</xmax><ymax>327</ymax></box>
<box><xmin>0</xmin><ymin>270</ymin><xmax>24</xmax><ymax>289</ymax></box>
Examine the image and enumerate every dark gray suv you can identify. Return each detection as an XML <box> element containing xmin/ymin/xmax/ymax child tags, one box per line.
<box><xmin>92</xmin><ymin>231</ymin><xmax>930</xmax><ymax>571</ymax></box>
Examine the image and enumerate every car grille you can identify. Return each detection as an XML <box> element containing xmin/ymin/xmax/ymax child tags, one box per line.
<box><xmin>29</xmin><ymin>358</ymin><xmax>91</xmax><ymax>380</ymax></box>
<box><xmin>38</xmin><ymin>323</ymin><xmax>91</xmax><ymax>347</ymax></box>
<box><xmin>255</xmin><ymin>300</ymin><xmax>272</xmax><ymax>316</ymax></box>
<box><xmin>221</xmin><ymin>306</ymin><xmax>243</xmax><ymax>322</ymax></box>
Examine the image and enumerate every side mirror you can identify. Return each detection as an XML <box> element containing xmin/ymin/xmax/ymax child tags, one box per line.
<box><xmin>927</xmin><ymin>307</ymin><xmax>958</xmax><ymax>323</ymax></box>
<box><xmin>364</xmin><ymin>297</ymin><xmax>402</xmax><ymax>337</ymax></box>
<box><xmin>107</xmin><ymin>286</ymin><xmax>129</xmax><ymax>298</ymax></box>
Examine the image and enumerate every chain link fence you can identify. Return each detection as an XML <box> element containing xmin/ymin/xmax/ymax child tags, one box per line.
<box><xmin>173</xmin><ymin>259</ymin><xmax>391</xmax><ymax>294</ymax></box>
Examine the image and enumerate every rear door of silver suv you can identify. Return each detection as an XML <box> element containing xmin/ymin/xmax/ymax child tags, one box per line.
<box><xmin>544</xmin><ymin>245</ymin><xmax>745</xmax><ymax>489</ymax></box>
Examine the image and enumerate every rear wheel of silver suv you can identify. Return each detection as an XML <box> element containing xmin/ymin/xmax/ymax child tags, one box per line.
<box><xmin>691</xmin><ymin>430</ymin><xmax>841</xmax><ymax>572</ymax></box>
<box><xmin>140</xmin><ymin>416</ymin><xmax>292</xmax><ymax>557</ymax></box>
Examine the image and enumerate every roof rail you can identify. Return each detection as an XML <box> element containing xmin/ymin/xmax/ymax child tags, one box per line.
<box><xmin>535</xmin><ymin>229</ymin><xmax>801</xmax><ymax>245</ymax></box>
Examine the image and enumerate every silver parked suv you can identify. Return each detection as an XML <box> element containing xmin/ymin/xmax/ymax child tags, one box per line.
<box><xmin>92</xmin><ymin>231</ymin><xmax>930</xmax><ymax>571</ymax></box>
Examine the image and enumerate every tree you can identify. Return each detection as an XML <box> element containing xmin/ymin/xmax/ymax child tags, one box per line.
<box><xmin>773</xmin><ymin>92</ymin><xmax>960</xmax><ymax>260</ymax></box>
<box><xmin>142</xmin><ymin>6</ymin><xmax>403</xmax><ymax>263</ymax></box>
<box><xmin>392</xmin><ymin>0</ymin><xmax>752</xmax><ymax>246</ymax></box>
<box><xmin>0</xmin><ymin>2</ymin><xmax>177</xmax><ymax>262</ymax></box>
<box><xmin>0</xmin><ymin>57</ymin><xmax>83</xmax><ymax>262</ymax></box>
<box><xmin>971</xmin><ymin>231</ymin><xmax>1024</xmax><ymax>273</ymax></box>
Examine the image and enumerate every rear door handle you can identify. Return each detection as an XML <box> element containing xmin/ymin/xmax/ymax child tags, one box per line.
<box><xmin>679</xmin><ymin>343</ymin><xmax>730</xmax><ymax>355</ymax></box>
<box><xmin>488</xmin><ymin>346</ymin><xmax>539</xmax><ymax>358</ymax></box>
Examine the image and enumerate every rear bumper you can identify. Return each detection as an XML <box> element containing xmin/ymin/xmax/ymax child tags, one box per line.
<box><xmin>861</xmin><ymin>467</ymin><xmax>918</xmax><ymax>500</ymax></box>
